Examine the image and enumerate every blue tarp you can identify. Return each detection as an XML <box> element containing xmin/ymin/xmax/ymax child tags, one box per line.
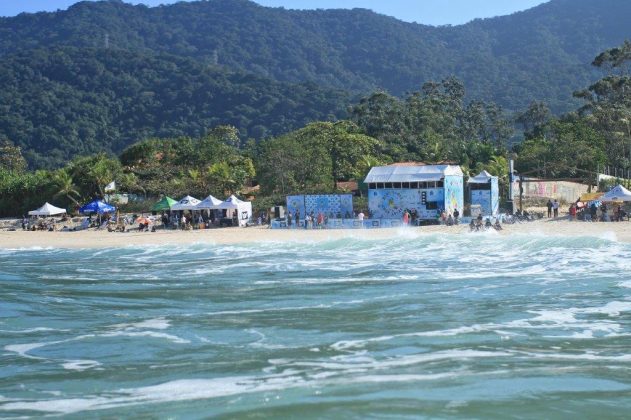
<box><xmin>79</xmin><ymin>199</ymin><xmax>116</xmax><ymax>214</ymax></box>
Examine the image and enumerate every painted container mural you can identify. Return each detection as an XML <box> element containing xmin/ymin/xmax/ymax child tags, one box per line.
<box><xmin>470</xmin><ymin>184</ymin><xmax>499</xmax><ymax>216</ymax></box>
<box><xmin>286</xmin><ymin>194</ymin><xmax>354</xmax><ymax>218</ymax></box>
<box><xmin>369</xmin><ymin>188</ymin><xmax>444</xmax><ymax>219</ymax></box>
<box><xmin>444</xmin><ymin>175</ymin><xmax>464</xmax><ymax>216</ymax></box>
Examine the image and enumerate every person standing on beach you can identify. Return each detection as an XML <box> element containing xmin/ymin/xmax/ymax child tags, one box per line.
<box><xmin>547</xmin><ymin>200</ymin><xmax>553</xmax><ymax>218</ymax></box>
<box><xmin>287</xmin><ymin>211</ymin><xmax>292</xmax><ymax>229</ymax></box>
<box><xmin>552</xmin><ymin>200</ymin><xmax>559</xmax><ymax>218</ymax></box>
<box><xmin>403</xmin><ymin>210</ymin><xmax>409</xmax><ymax>225</ymax></box>
<box><xmin>317</xmin><ymin>212</ymin><xmax>324</xmax><ymax>228</ymax></box>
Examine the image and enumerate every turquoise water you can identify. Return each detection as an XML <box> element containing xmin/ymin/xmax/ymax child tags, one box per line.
<box><xmin>1</xmin><ymin>232</ymin><xmax>631</xmax><ymax>418</ymax></box>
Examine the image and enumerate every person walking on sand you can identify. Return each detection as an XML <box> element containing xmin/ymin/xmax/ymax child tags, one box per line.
<box><xmin>552</xmin><ymin>199</ymin><xmax>559</xmax><ymax>218</ymax></box>
<box><xmin>546</xmin><ymin>199</ymin><xmax>553</xmax><ymax>218</ymax></box>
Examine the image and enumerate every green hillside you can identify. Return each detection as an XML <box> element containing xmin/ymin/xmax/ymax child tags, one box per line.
<box><xmin>0</xmin><ymin>0</ymin><xmax>628</xmax><ymax>112</ymax></box>
<box><xmin>0</xmin><ymin>47</ymin><xmax>349</xmax><ymax>168</ymax></box>
<box><xmin>0</xmin><ymin>0</ymin><xmax>630</xmax><ymax>168</ymax></box>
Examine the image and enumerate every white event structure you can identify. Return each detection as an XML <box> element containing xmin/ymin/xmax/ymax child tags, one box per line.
<box><xmin>28</xmin><ymin>202</ymin><xmax>67</xmax><ymax>216</ymax></box>
<box><xmin>196</xmin><ymin>194</ymin><xmax>223</xmax><ymax>209</ymax></box>
<box><xmin>598</xmin><ymin>185</ymin><xmax>631</xmax><ymax>202</ymax></box>
<box><xmin>217</xmin><ymin>195</ymin><xmax>252</xmax><ymax>227</ymax></box>
<box><xmin>171</xmin><ymin>195</ymin><xmax>202</xmax><ymax>211</ymax></box>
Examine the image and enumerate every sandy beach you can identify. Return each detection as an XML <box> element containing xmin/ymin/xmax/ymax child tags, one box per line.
<box><xmin>1</xmin><ymin>220</ymin><xmax>630</xmax><ymax>249</ymax></box>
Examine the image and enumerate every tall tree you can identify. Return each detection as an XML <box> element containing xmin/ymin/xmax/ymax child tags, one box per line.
<box><xmin>0</xmin><ymin>139</ymin><xmax>27</xmax><ymax>173</ymax></box>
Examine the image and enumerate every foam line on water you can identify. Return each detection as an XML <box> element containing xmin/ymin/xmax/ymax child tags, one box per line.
<box><xmin>0</xmin><ymin>352</ymin><xmax>501</xmax><ymax>415</ymax></box>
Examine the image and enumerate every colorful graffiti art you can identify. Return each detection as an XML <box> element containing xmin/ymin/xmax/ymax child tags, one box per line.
<box><xmin>286</xmin><ymin>195</ymin><xmax>306</xmax><ymax>217</ymax></box>
<box><xmin>471</xmin><ymin>190</ymin><xmax>492</xmax><ymax>215</ymax></box>
<box><xmin>304</xmin><ymin>194</ymin><xmax>353</xmax><ymax>217</ymax></box>
<box><xmin>368</xmin><ymin>189</ymin><xmax>444</xmax><ymax>219</ymax></box>
<box><xmin>444</xmin><ymin>176</ymin><xmax>464</xmax><ymax>216</ymax></box>
<box><xmin>284</xmin><ymin>194</ymin><xmax>354</xmax><ymax>219</ymax></box>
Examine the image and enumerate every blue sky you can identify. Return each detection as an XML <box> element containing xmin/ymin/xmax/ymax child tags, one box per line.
<box><xmin>0</xmin><ymin>0</ymin><xmax>549</xmax><ymax>25</ymax></box>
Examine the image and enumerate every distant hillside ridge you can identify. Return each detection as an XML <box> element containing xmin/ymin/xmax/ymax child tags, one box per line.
<box><xmin>0</xmin><ymin>47</ymin><xmax>349</xmax><ymax>168</ymax></box>
<box><xmin>0</xmin><ymin>0</ymin><xmax>629</xmax><ymax>112</ymax></box>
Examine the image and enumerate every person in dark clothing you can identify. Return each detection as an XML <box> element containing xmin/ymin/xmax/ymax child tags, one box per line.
<box><xmin>546</xmin><ymin>200</ymin><xmax>553</xmax><ymax>218</ymax></box>
<box><xmin>590</xmin><ymin>202</ymin><xmax>598</xmax><ymax>221</ymax></box>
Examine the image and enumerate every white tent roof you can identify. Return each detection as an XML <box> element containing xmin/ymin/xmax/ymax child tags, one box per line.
<box><xmin>364</xmin><ymin>164</ymin><xmax>463</xmax><ymax>184</ymax></box>
<box><xmin>28</xmin><ymin>202</ymin><xmax>66</xmax><ymax>216</ymax></box>
<box><xmin>217</xmin><ymin>195</ymin><xmax>246</xmax><ymax>210</ymax></box>
<box><xmin>468</xmin><ymin>170</ymin><xmax>497</xmax><ymax>184</ymax></box>
<box><xmin>598</xmin><ymin>185</ymin><xmax>631</xmax><ymax>202</ymax></box>
<box><xmin>171</xmin><ymin>195</ymin><xmax>202</xmax><ymax>211</ymax></box>
<box><xmin>216</xmin><ymin>195</ymin><xmax>252</xmax><ymax>226</ymax></box>
<box><xmin>196</xmin><ymin>194</ymin><xmax>224</xmax><ymax>209</ymax></box>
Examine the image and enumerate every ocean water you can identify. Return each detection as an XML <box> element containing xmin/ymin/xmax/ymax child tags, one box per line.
<box><xmin>1</xmin><ymin>231</ymin><xmax>631</xmax><ymax>418</ymax></box>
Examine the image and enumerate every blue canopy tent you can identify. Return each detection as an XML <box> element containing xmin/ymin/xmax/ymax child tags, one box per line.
<box><xmin>79</xmin><ymin>199</ymin><xmax>116</xmax><ymax>215</ymax></box>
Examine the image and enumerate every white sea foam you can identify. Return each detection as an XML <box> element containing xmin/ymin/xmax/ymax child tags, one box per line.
<box><xmin>62</xmin><ymin>359</ymin><xmax>102</xmax><ymax>371</ymax></box>
<box><xmin>0</xmin><ymin>327</ymin><xmax>67</xmax><ymax>334</ymax></box>
<box><xmin>0</xmin><ymin>360</ymin><xmax>492</xmax><ymax>415</ymax></box>
<box><xmin>4</xmin><ymin>342</ymin><xmax>52</xmax><ymax>359</ymax></box>
<box><xmin>101</xmin><ymin>331</ymin><xmax>190</xmax><ymax>344</ymax></box>
<box><xmin>109</xmin><ymin>317</ymin><xmax>170</xmax><ymax>330</ymax></box>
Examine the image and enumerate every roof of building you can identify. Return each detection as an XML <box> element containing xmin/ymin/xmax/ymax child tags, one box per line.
<box><xmin>468</xmin><ymin>170</ymin><xmax>497</xmax><ymax>184</ymax></box>
<box><xmin>363</xmin><ymin>164</ymin><xmax>463</xmax><ymax>184</ymax></box>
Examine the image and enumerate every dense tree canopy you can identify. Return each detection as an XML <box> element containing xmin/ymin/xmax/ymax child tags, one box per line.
<box><xmin>0</xmin><ymin>0</ymin><xmax>628</xmax><ymax>113</ymax></box>
<box><xmin>0</xmin><ymin>47</ymin><xmax>349</xmax><ymax>168</ymax></box>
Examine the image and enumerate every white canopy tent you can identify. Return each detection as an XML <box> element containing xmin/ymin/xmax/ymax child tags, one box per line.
<box><xmin>196</xmin><ymin>194</ymin><xmax>223</xmax><ymax>209</ymax></box>
<box><xmin>28</xmin><ymin>202</ymin><xmax>67</xmax><ymax>216</ymax></box>
<box><xmin>598</xmin><ymin>185</ymin><xmax>631</xmax><ymax>202</ymax></box>
<box><xmin>217</xmin><ymin>195</ymin><xmax>252</xmax><ymax>227</ymax></box>
<box><xmin>468</xmin><ymin>170</ymin><xmax>494</xmax><ymax>184</ymax></box>
<box><xmin>171</xmin><ymin>195</ymin><xmax>202</xmax><ymax>211</ymax></box>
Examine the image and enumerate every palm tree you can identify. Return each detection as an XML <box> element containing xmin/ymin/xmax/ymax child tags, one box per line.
<box><xmin>53</xmin><ymin>170</ymin><xmax>81</xmax><ymax>206</ymax></box>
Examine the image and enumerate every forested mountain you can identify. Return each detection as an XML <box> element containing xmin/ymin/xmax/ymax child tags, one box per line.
<box><xmin>0</xmin><ymin>0</ymin><xmax>629</xmax><ymax>113</ymax></box>
<box><xmin>0</xmin><ymin>47</ymin><xmax>348</xmax><ymax>168</ymax></box>
<box><xmin>0</xmin><ymin>0</ymin><xmax>629</xmax><ymax>168</ymax></box>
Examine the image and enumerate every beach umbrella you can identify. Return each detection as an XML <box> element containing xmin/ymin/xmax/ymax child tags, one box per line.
<box><xmin>151</xmin><ymin>196</ymin><xmax>177</xmax><ymax>212</ymax></box>
<box><xmin>79</xmin><ymin>199</ymin><xmax>116</xmax><ymax>215</ymax></box>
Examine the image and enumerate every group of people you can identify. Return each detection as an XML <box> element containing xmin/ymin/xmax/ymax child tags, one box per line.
<box><xmin>469</xmin><ymin>213</ymin><xmax>502</xmax><ymax>232</ymax></box>
<box><xmin>284</xmin><ymin>209</ymin><xmax>366</xmax><ymax>229</ymax></box>
<box><xmin>546</xmin><ymin>199</ymin><xmax>560</xmax><ymax>218</ymax></box>
<box><xmin>21</xmin><ymin>215</ymin><xmax>69</xmax><ymax>231</ymax></box>
<box><xmin>438</xmin><ymin>208</ymin><xmax>460</xmax><ymax>226</ymax></box>
<box><xmin>572</xmin><ymin>201</ymin><xmax>627</xmax><ymax>222</ymax></box>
